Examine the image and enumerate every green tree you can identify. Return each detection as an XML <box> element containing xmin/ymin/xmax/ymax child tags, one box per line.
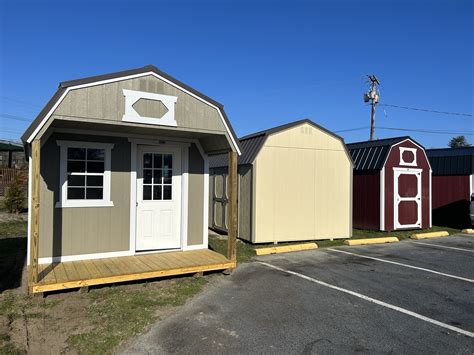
<box><xmin>4</xmin><ymin>174</ymin><xmax>25</xmax><ymax>214</ymax></box>
<box><xmin>448</xmin><ymin>135</ymin><xmax>471</xmax><ymax>148</ymax></box>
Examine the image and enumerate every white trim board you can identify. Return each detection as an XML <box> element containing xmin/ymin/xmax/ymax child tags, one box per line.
<box><xmin>393</xmin><ymin>167</ymin><xmax>422</xmax><ymax>230</ymax></box>
<box><xmin>55</xmin><ymin>140</ymin><xmax>115</xmax><ymax>208</ymax></box>
<box><xmin>26</xmin><ymin>70</ymin><xmax>241</xmax><ymax>155</ymax></box>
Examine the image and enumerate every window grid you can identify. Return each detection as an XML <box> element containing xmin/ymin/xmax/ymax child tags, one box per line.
<box><xmin>142</xmin><ymin>153</ymin><xmax>173</xmax><ymax>201</ymax></box>
<box><xmin>67</xmin><ymin>148</ymin><xmax>105</xmax><ymax>200</ymax></box>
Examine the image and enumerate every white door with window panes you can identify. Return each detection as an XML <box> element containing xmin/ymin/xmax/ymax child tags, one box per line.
<box><xmin>136</xmin><ymin>146</ymin><xmax>181</xmax><ymax>251</ymax></box>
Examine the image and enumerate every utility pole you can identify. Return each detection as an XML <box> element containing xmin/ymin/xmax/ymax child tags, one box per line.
<box><xmin>364</xmin><ymin>75</ymin><xmax>380</xmax><ymax>141</ymax></box>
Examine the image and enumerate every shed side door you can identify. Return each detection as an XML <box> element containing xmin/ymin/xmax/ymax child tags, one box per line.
<box><xmin>212</xmin><ymin>173</ymin><xmax>228</xmax><ymax>232</ymax></box>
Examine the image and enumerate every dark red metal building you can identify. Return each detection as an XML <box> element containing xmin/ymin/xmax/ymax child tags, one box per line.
<box><xmin>347</xmin><ymin>137</ymin><xmax>431</xmax><ymax>231</ymax></box>
<box><xmin>427</xmin><ymin>147</ymin><xmax>473</xmax><ymax>228</ymax></box>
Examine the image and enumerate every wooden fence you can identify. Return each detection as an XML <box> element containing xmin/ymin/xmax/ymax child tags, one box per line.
<box><xmin>0</xmin><ymin>168</ymin><xmax>28</xmax><ymax>196</ymax></box>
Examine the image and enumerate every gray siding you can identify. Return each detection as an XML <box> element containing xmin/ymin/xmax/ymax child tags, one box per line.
<box><xmin>187</xmin><ymin>144</ymin><xmax>205</xmax><ymax>246</ymax></box>
<box><xmin>209</xmin><ymin>165</ymin><xmax>253</xmax><ymax>242</ymax></box>
<box><xmin>39</xmin><ymin>133</ymin><xmax>206</xmax><ymax>257</ymax></box>
<box><xmin>39</xmin><ymin>133</ymin><xmax>131</xmax><ymax>258</ymax></box>
<box><xmin>53</xmin><ymin>75</ymin><xmax>227</xmax><ymax>133</ymax></box>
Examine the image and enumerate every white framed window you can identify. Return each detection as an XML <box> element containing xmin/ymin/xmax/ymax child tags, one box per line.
<box><xmin>56</xmin><ymin>141</ymin><xmax>114</xmax><ymax>208</ymax></box>
<box><xmin>399</xmin><ymin>147</ymin><xmax>418</xmax><ymax>167</ymax></box>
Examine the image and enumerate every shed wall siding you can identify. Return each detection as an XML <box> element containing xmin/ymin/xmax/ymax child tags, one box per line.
<box><xmin>39</xmin><ymin>133</ymin><xmax>131</xmax><ymax>258</ymax></box>
<box><xmin>352</xmin><ymin>172</ymin><xmax>380</xmax><ymax>230</ymax></box>
<box><xmin>53</xmin><ymin>75</ymin><xmax>226</xmax><ymax>134</ymax></box>
<box><xmin>254</xmin><ymin>123</ymin><xmax>352</xmax><ymax>242</ymax></box>
<box><xmin>237</xmin><ymin>165</ymin><xmax>253</xmax><ymax>242</ymax></box>
<box><xmin>432</xmin><ymin>175</ymin><xmax>471</xmax><ymax>228</ymax></box>
<box><xmin>187</xmin><ymin>143</ymin><xmax>205</xmax><ymax>246</ymax></box>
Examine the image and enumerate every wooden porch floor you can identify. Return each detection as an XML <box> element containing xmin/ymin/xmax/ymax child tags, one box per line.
<box><xmin>32</xmin><ymin>249</ymin><xmax>235</xmax><ymax>293</ymax></box>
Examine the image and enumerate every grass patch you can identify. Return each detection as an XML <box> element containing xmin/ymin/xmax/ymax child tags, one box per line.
<box><xmin>208</xmin><ymin>235</ymin><xmax>255</xmax><ymax>263</ymax></box>
<box><xmin>352</xmin><ymin>225</ymin><xmax>462</xmax><ymax>241</ymax></box>
<box><xmin>67</xmin><ymin>276</ymin><xmax>207</xmax><ymax>354</ymax></box>
<box><xmin>0</xmin><ymin>220</ymin><xmax>27</xmax><ymax>239</ymax></box>
<box><xmin>0</xmin><ymin>343</ymin><xmax>26</xmax><ymax>355</ymax></box>
<box><xmin>209</xmin><ymin>224</ymin><xmax>462</xmax><ymax>259</ymax></box>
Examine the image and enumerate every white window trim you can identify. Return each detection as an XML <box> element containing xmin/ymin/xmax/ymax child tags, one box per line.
<box><xmin>399</xmin><ymin>147</ymin><xmax>418</xmax><ymax>167</ymax></box>
<box><xmin>56</xmin><ymin>140</ymin><xmax>114</xmax><ymax>208</ymax></box>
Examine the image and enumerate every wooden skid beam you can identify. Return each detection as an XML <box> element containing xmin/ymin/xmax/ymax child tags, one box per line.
<box><xmin>31</xmin><ymin>261</ymin><xmax>236</xmax><ymax>294</ymax></box>
<box><xmin>227</xmin><ymin>151</ymin><xmax>238</xmax><ymax>263</ymax></box>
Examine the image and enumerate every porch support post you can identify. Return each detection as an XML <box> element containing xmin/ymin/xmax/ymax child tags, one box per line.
<box><xmin>227</xmin><ymin>151</ymin><xmax>238</xmax><ymax>263</ymax></box>
<box><xmin>29</xmin><ymin>139</ymin><xmax>40</xmax><ymax>290</ymax></box>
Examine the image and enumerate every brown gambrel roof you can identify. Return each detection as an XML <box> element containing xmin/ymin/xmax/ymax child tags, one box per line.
<box><xmin>21</xmin><ymin>65</ymin><xmax>241</xmax><ymax>154</ymax></box>
<box><xmin>209</xmin><ymin>119</ymin><xmax>352</xmax><ymax>168</ymax></box>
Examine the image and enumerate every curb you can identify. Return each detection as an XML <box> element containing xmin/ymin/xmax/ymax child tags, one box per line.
<box><xmin>343</xmin><ymin>237</ymin><xmax>399</xmax><ymax>246</ymax></box>
<box><xmin>461</xmin><ymin>229</ymin><xmax>474</xmax><ymax>234</ymax></box>
<box><xmin>410</xmin><ymin>231</ymin><xmax>449</xmax><ymax>240</ymax></box>
<box><xmin>255</xmin><ymin>243</ymin><xmax>318</xmax><ymax>256</ymax></box>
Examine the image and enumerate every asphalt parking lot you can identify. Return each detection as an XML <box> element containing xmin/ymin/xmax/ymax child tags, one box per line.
<box><xmin>123</xmin><ymin>234</ymin><xmax>474</xmax><ymax>354</ymax></box>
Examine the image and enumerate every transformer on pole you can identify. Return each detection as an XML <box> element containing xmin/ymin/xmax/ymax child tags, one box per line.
<box><xmin>364</xmin><ymin>75</ymin><xmax>380</xmax><ymax>141</ymax></box>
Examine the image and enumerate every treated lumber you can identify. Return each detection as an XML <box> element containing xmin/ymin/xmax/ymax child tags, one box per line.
<box><xmin>227</xmin><ymin>151</ymin><xmax>238</xmax><ymax>263</ymax></box>
<box><xmin>29</xmin><ymin>139</ymin><xmax>41</xmax><ymax>290</ymax></box>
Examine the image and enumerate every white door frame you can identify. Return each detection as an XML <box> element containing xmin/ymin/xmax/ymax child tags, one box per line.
<box><xmin>393</xmin><ymin>167</ymin><xmax>422</xmax><ymax>229</ymax></box>
<box><xmin>130</xmin><ymin>139</ymin><xmax>190</xmax><ymax>253</ymax></box>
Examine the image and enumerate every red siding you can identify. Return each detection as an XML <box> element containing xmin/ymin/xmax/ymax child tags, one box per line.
<box><xmin>353</xmin><ymin>172</ymin><xmax>380</xmax><ymax>230</ymax></box>
<box><xmin>383</xmin><ymin>140</ymin><xmax>431</xmax><ymax>231</ymax></box>
<box><xmin>432</xmin><ymin>175</ymin><xmax>470</xmax><ymax>228</ymax></box>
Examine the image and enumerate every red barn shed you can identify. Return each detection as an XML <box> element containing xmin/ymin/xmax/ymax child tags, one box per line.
<box><xmin>347</xmin><ymin>137</ymin><xmax>432</xmax><ymax>231</ymax></box>
<box><xmin>427</xmin><ymin>147</ymin><xmax>473</xmax><ymax>228</ymax></box>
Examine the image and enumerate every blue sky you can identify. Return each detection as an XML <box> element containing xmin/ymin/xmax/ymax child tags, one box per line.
<box><xmin>0</xmin><ymin>0</ymin><xmax>472</xmax><ymax>148</ymax></box>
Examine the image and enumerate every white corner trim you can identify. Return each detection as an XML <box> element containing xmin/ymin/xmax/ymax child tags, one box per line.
<box><xmin>122</xmin><ymin>89</ymin><xmax>177</xmax><ymax>127</ymax></box>
<box><xmin>203</xmin><ymin>152</ymin><xmax>209</xmax><ymax>248</ymax></box>
<box><xmin>56</xmin><ymin>140</ymin><xmax>114</xmax><ymax>209</ymax></box>
<box><xmin>26</xmin><ymin>154</ymin><xmax>32</xmax><ymax>266</ymax></box>
<box><xmin>181</xmin><ymin>145</ymin><xmax>189</xmax><ymax>249</ymax></box>
<box><xmin>26</xmin><ymin>71</ymin><xmax>241</xmax><ymax>155</ymax></box>
<box><xmin>380</xmin><ymin>167</ymin><xmax>385</xmax><ymax>231</ymax></box>
<box><xmin>429</xmin><ymin>169</ymin><xmax>433</xmax><ymax>228</ymax></box>
<box><xmin>129</xmin><ymin>141</ymin><xmax>137</xmax><ymax>254</ymax></box>
<box><xmin>399</xmin><ymin>147</ymin><xmax>417</xmax><ymax>166</ymax></box>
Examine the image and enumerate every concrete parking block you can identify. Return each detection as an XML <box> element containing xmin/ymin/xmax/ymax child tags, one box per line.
<box><xmin>410</xmin><ymin>231</ymin><xmax>449</xmax><ymax>240</ymax></box>
<box><xmin>344</xmin><ymin>237</ymin><xmax>399</xmax><ymax>246</ymax></box>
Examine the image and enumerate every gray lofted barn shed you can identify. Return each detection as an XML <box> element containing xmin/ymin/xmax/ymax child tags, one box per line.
<box><xmin>21</xmin><ymin>65</ymin><xmax>240</xmax><ymax>293</ymax></box>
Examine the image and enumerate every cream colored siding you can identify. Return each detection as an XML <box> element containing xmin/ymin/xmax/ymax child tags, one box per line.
<box><xmin>53</xmin><ymin>75</ymin><xmax>227</xmax><ymax>133</ymax></box>
<box><xmin>187</xmin><ymin>143</ymin><xmax>205</xmax><ymax>246</ymax></box>
<box><xmin>254</xmin><ymin>123</ymin><xmax>352</xmax><ymax>243</ymax></box>
<box><xmin>39</xmin><ymin>133</ymin><xmax>131</xmax><ymax>258</ymax></box>
<box><xmin>237</xmin><ymin>165</ymin><xmax>252</xmax><ymax>242</ymax></box>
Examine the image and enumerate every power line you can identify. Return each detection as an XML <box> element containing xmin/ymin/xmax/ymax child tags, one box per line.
<box><xmin>334</xmin><ymin>126</ymin><xmax>369</xmax><ymax>133</ymax></box>
<box><xmin>0</xmin><ymin>113</ymin><xmax>32</xmax><ymax>122</ymax></box>
<box><xmin>378</xmin><ymin>103</ymin><xmax>472</xmax><ymax>117</ymax></box>
<box><xmin>335</xmin><ymin>126</ymin><xmax>473</xmax><ymax>135</ymax></box>
<box><xmin>378</xmin><ymin>126</ymin><xmax>473</xmax><ymax>135</ymax></box>
<box><xmin>0</xmin><ymin>95</ymin><xmax>41</xmax><ymax>109</ymax></box>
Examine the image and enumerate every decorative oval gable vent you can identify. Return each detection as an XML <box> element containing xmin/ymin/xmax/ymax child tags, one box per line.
<box><xmin>122</xmin><ymin>89</ymin><xmax>177</xmax><ymax>127</ymax></box>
